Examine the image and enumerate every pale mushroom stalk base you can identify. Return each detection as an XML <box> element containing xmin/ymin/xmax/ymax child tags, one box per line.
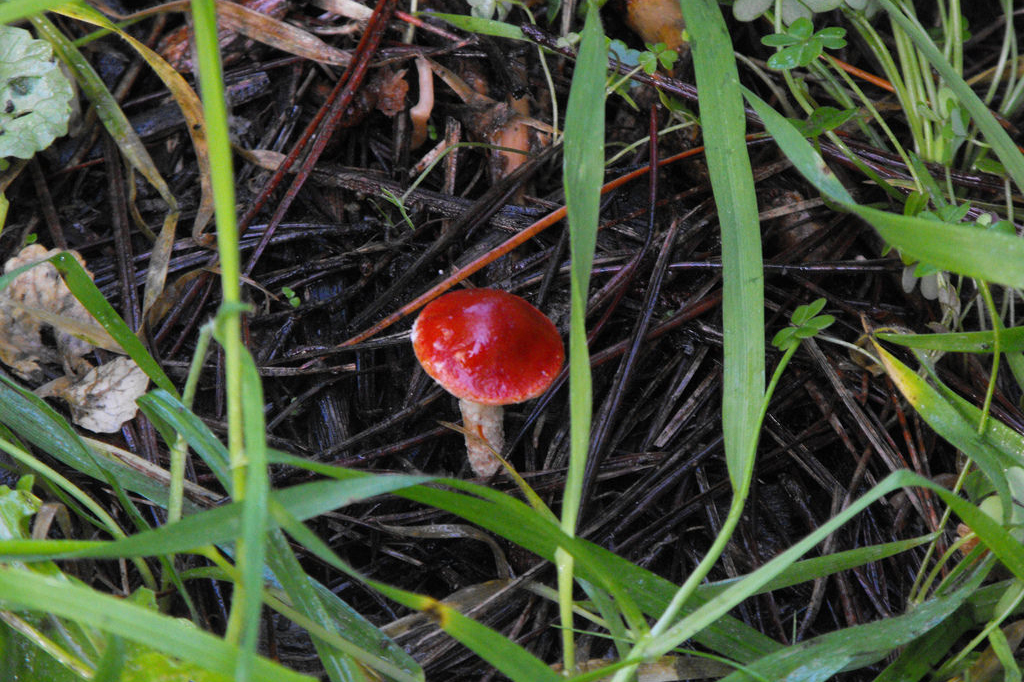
<box><xmin>458</xmin><ymin>399</ymin><xmax>504</xmax><ymax>478</ymax></box>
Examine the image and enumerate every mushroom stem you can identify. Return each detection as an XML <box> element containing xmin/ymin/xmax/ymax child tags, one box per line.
<box><xmin>409</xmin><ymin>57</ymin><xmax>434</xmax><ymax>149</ymax></box>
<box><xmin>458</xmin><ymin>399</ymin><xmax>504</xmax><ymax>478</ymax></box>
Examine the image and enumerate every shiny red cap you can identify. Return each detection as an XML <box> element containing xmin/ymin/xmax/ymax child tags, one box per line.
<box><xmin>411</xmin><ymin>289</ymin><xmax>564</xmax><ymax>405</ymax></box>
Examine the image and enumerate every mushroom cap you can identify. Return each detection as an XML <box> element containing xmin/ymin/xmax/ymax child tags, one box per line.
<box><xmin>411</xmin><ymin>288</ymin><xmax>564</xmax><ymax>405</ymax></box>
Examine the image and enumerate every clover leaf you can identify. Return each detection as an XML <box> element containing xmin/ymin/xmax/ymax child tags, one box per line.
<box><xmin>772</xmin><ymin>298</ymin><xmax>835</xmax><ymax>351</ymax></box>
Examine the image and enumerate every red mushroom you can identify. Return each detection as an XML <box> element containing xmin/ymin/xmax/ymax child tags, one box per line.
<box><xmin>411</xmin><ymin>288</ymin><xmax>564</xmax><ymax>477</ymax></box>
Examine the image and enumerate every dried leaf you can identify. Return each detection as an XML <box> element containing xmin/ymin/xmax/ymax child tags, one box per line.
<box><xmin>218</xmin><ymin>0</ymin><xmax>351</xmax><ymax>67</ymax></box>
<box><xmin>0</xmin><ymin>245</ymin><xmax>100</xmax><ymax>381</ymax></box>
<box><xmin>49</xmin><ymin>356</ymin><xmax>149</xmax><ymax>433</ymax></box>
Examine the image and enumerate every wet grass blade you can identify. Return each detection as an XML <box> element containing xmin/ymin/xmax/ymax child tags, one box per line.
<box><xmin>0</xmin><ymin>566</ymin><xmax>313</xmax><ymax>682</ymax></box>
<box><xmin>745</xmin><ymin>88</ymin><xmax>1024</xmax><ymax>289</ymax></box>
<box><xmin>637</xmin><ymin>470</ymin><xmax>1024</xmax><ymax>662</ymax></box>
<box><xmin>265</xmin><ymin>530</ymin><xmax>422</xmax><ymax>682</ymax></box>
<box><xmin>560</xmin><ymin>3</ymin><xmax>607</xmax><ymax>670</ymax></box>
<box><xmin>718</xmin><ymin>569</ymin><xmax>986</xmax><ymax>681</ymax></box>
<box><xmin>561</xmin><ymin>1</ymin><xmax>604</xmax><ymax>534</ymax></box>
<box><xmin>680</xmin><ymin>0</ymin><xmax>764</xmax><ymax>492</ymax></box>
<box><xmin>0</xmin><ymin>378</ymin><xmax>189</xmax><ymax>512</ymax></box>
<box><xmin>266</xmin><ymin>456</ymin><xmax>781</xmax><ymax>664</ymax></box>
<box><xmin>876</xmin><ymin>327</ymin><xmax>1024</xmax><ymax>353</ymax></box>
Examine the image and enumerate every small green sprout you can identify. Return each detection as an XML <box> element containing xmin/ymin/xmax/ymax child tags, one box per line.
<box><xmin>772</xmin><ymin>298</ymin><xmax>835</xmax><ymax>352</ymax></box>
<box><xmin>638</xmin><ymin>42</ymin><xmax>678</xmax><ymax>75</ymax></box>
<box><xmin>762</xmin><ymin>17</ymin><xmax>847</xmax><ymax>70</ymax></box>
<box><xmin>281</xmin><ymin>286</ymin><xmax>301</xmax><ymax>308</ymax></box>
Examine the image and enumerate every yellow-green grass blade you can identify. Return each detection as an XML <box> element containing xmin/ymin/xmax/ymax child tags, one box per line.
<box><xmin>873</xmin><ymin>342</ymin><xmax>1016</xmax><ymax>511</ymax></box>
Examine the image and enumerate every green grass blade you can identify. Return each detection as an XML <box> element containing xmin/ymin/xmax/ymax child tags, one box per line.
<box><xmin>0</xmin><ymin>378</ymin><xmax>193</xmax><ymax>512</ymax></box>
<box><xmin>309</xmin><ymin>581</ymin><xmax>422</xmax><ymax>682</ymax></box>
<box><xmin>871</xmin><ymin>608</ymin><xmax>974</xmax><ymax>682</ymax></box>
<box><xmin>640</xmin><ymin>470</ymin><xmax>1024</xmax><ymax>661</ymax></box>
<box><xmin>269</xmin><ymin>504</ymin><xmax>565</xmax><ymax>682</ymax></box>
<box><xmin>562</xmin><ymin>1</ymin><xmax>604</xmax><ymax>534</ymax></box>
<box><xmin>0</xmin><ymin>476</ymin><xmax>433</xmax><ymax>561</ymax></box>
<box><xmin>0</xmin><ymin>0</ymin><xmax>77</xmax><ymax>23</ymax></box>
<box><xmin>0</xmin><ymin>566</ymin><xmax>313</xmax><ymax>682</ymax></box>
<box><xmin>875</xmin><ymin>0</ymin><xmax>1024</xmax><ymax>194</ymax></box>
<box><xmin>872</xmin><ymin>342</ymin><xmax>1015</xmax><ymax>509</ymax></box>
<box><xmin>700</xmin><ymin>534</ymin><xmax>935</xmax><ymax>598</ymax></box>
<box><xmin>138</xmin><ymin>389</ymin><xmax>232</xmax><ymax>488</ymax></box>
<box><xmin>0</xmin><ymin>255</ymin><xmax>176</xmax><ymax>395</ymax></box>
<box><xmin>679</xmin><ymin>0</ymin><xmax>764</xmax><ymax>492</ymax></box>
<box><xmin>718</xmin><ymin>569</ymin><xmax>986</xmax><ymax>681</ymax></box>
<box><xmin>49</xmin><ymin>254</ymin><xmax>176</xmax><ymax>394</ymax></box>
<box><xmin>560</xmin><ymin>4</ymin><xmax>607</xmax><ymax>669</ymax></box>
<box><xmin>267</xmin><ymin>455</ymin><xmax>781</xmax><ymax>662</ymax></box>
<box><xmin>745</xmin><ymin>88</ymin><xmax>1024</xmax><ymax>289</ymax></box>
<box><xmin>876</xmin><ymin>327</ymin><xmax>1024</xmax><ymax>353</ymax></box>
<box><xmin>223</xmin><ymin>340</ymin><xmax>270</xmax><ymax>678</ymax></box>
<box><xmin>265</xmin><ymin>530</ymin><xmax>420</xmax><ymax>682</ymax></box>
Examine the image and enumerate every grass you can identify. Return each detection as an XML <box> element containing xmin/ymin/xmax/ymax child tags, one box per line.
<box><xmin>0</xmin><ymin>0</ymin><xmax>1023</xmax><ymax>680</ymax></box>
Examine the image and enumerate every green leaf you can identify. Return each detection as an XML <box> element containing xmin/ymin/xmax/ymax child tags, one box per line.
<box><xmin>789</xmin><ymin>17</ymin><xmax>814</xmax><ymax>39</ymax></box>
<box><xmin>733</xmin><ymin>0</ymin><xmax>773</xmax><ymax>21</ymax></box>
<box><xmin>768</xmin><ymin>45</ymin><xmax>804</xmax><ymax>70</ymax></box>
<box><xmin>799</xmin><ymin>106</ymin><xmax>858</xmax><ymax>136</ymax></box>
<box><xmin>772</xmin><ymin>327</ymin><xmax>798</xmax><ymax>350</ymax></box>
<box><xmin>427</xmin><ymin>13</ymin><xmax>525</xmax><ymax>40</ymax></box>
<box><xmin>0</xmin><ymin>25</ymin><xmax>73</xmax><ymax>159</ymax></box>
<box><xmin>761</xmin><ymin>33</ymin><xmax>802</xmax><ymax>47</ymax></box>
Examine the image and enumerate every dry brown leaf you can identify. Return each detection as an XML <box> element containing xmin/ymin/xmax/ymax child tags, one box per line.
<box><xmin>0</xmin><ymin>245</ymin><xmax>99</xmax><ymax>381</ymax></box>
<box><xmin>219</xmin><ymin>0</ymin><xmax>351</xmax><ymax>67</ymax></box>
<box><xmin>44</xmin><ymin>356</ymin><xmax>149</xmax><ymax>433</ymax></box>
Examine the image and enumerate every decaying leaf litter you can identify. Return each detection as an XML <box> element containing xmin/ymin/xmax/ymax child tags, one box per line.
<box><xmin>0</xmin><ymin>0</ymin><xmax>1020</xmax><ymax>679</ymax></box>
